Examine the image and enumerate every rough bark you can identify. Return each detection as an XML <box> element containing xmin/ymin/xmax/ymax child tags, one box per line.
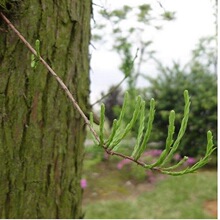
<box><xmin>0</xmin><ymin>0</ymin><xmax>91</xmax><ymax>218</ymax></box>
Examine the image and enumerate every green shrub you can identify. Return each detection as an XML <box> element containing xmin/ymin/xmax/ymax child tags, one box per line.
<box><xmin>146</xmin><ymin>62</ymin><xmax>217</xmax><ymax>157</ymax></box>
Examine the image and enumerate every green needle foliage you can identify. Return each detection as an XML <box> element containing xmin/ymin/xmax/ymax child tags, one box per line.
<box><xmin>109</xmin><ymin>95</ymin><xmax>142</xmax><ymax>151</ymax></box>
<box><xmin>90</xmin><ymin>90</ymin><xmax>216</xmax><ymax>176</ymax></box>
<box><xmin>89</xmin><ymin>112</ymin><xmax>99</xmax><ymax>146</ymax></box>
<box><xmin>131</xmin><ymin>98</ymin><xmax>155</xmax><ymax>160</ymax></box>
<box><xmin>105</xmin><ymin>92</ymin><xmax>129</xmax><ymax>149</ymax></box>
<box><xmin>148</xmin><ymin>110</ymin><xmax>176</xmax><ymax>168</ymax></box>
<box><xmin>161</xmin><ymin>131</ymin><xmax>215</xmax><ymax>176</ymax></box>
<box><xmin>132</xmin><ymin>100</ymin><xmax>146</xmax><ymax>158</ymax></box>
<box><xmin>99</xmin><ymin>104</ymin><xmax>106</xmax><ymax>146</ymax></box>
<box><xmin>160</xmin><ymin>90</ymin><xmax>190</xmax><ymax>166</ymax></box>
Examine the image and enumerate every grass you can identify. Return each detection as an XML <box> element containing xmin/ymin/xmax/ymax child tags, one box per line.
<box><xmin>82</xmin><ymin>156</ymin><xmax>217</xmax><ymax>219</ymax></box>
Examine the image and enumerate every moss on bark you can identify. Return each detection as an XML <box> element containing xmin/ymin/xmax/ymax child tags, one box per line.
<box><xmin>0</xmin><ymin>0</ymin><xmax>91</xmax><ymax>218</ymax></box>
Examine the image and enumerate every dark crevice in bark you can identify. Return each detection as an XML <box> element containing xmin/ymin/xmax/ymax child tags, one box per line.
<box><xmin>46</xmin><ymin>164</ymin><xmax>51</xmax><ymax>191</ymax></box>
<box><xmin>64</xmin><ymin>20</ymin><xmax>78</xmax><ymax>90</ymax></box>
<box><xmin>0</xmin><ymin>32</ymin><xmax>7</xmax><ymax>62</ymax></box>
<box><xmin>4</xmin><ymin>178</ymin><xmax>11</xmax><ymax>219</ymax></box>
<box><xmin>19</xmin><ymin>66</ymin><xmax>31</xmax><ymax>163</ymax></box>
<box><xmin>36</xmin><ymin>0</ymin><xmax>43</xmax><ymax>40</ymax></box>
<box><xmin>41</xmin><ymin>71</ymin><xmax>50</xmax><ymax>125</ymax></box>
<box><xmin>18</xmin><ymin>112</ymin><xmax>30</xmax><ymax>165</ymax></box>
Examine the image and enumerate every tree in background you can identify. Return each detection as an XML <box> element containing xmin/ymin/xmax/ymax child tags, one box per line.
<box><xmin>0</xmin><ymin>1</ymin><xmax>91</xmax><ymax>218</ymax></box>
<box><xmin>92</xmin><ymin>3</ymin><xmax>175</xmax><ymax>131</ymax></box>
<box><xmin>92</xmin><ymin>3</ymin><xmax>175</xmax><ymax>87</ymax></box>
<box><xmin>102</xmin><ymin>86</ymin><xmax>123</xmax><ymax>127</ymax></box>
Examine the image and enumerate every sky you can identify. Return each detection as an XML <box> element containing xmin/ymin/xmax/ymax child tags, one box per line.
<box><xmin>90</xmin><ymin>0</ymin><xmax>216</xmax><ymax>105</ymax></box>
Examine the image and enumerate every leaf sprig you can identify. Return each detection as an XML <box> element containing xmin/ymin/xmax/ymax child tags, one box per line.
<box><xmin>90</xmin><ymin>90</ymin><xmax>216</xmax><ymax>176</ymax></box>
<box><xmin>31</xmin><ymin>39</ymin><xmax>40</xmax><ymax>69</ymax></box>
<box><xmin>1</xmin><ymin>13</ymin><xmax>215</xmax><ymax>177</ymax></box>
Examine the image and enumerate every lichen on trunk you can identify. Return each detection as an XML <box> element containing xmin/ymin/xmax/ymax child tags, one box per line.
<box><xmin>0</xmin><ymin>0</ymin><xmax>91</xmax><ymax>218</ymax></box>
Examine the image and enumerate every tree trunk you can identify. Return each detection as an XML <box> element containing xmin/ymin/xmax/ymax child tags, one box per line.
<box><xmin>0</xmin><ymin>0</ymin><xmax>91</xmax><ymax>218</ymax></box>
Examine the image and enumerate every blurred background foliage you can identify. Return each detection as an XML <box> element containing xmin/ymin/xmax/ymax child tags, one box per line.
<box><xmin>83</xmin><ymin>1</ymin><xmax>217</xmax><ymax>218</ymax></box>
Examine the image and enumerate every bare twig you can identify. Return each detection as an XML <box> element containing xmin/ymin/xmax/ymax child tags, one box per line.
<box><xmin>91</xmin><ymin>76</ymin><xmax>126</xmax><ymax>106</ymax></box>
<box><xmin>91</xmin><ymin>48</ymin><xmax>139</xmax><ymax>106</ymax></box>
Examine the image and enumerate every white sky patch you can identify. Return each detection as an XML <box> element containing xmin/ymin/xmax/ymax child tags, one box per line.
<box><xmin>90</xmin><ymin>0</ymin><xmax>216</xmax><ymax>105</ymax></box>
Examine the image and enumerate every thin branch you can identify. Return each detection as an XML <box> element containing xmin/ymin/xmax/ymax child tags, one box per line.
<box><xmin>91</xmin><ymin>76</ymin><xmax>126</xmax><ymax>106</ymax></box>
<box><xmin>104</xmin><ymin>147</ymin><xmax>161</xmax><ymax>172</ymax></box>
<box><xmin>91</xmin><ymin>48</ymin><xmax>139</xmax><ymax>106</ymax></box>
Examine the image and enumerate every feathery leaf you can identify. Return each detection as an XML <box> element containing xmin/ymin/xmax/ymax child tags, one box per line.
<box><xmin>161</xmin><ymin>90</ymin><xmax>190</xmax><ymax>166</ymax></box>
<box><xmin>99</xmin><ymin>103</ymin><xmax>105</xmax><ymax>145</ymax></box>
<box><xmin>132</xmin><ymin>98</ymin><xmax>155</xmax><ymax>160</ymax></box>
